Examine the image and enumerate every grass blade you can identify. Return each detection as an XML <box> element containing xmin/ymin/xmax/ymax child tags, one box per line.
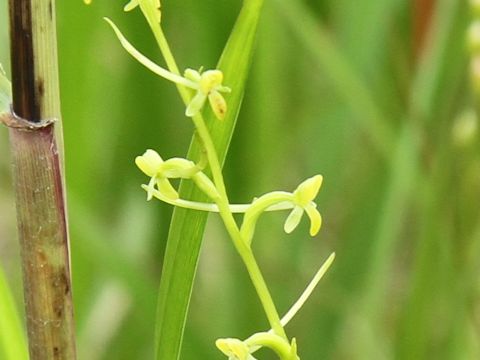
<box><xmin>273</xmin><ymin>0</ymin><xmax>394</xmax><ymax>158</ymax></box>
<box><xmin>154</xmin><ymin>1</ymin><xmax>265</xmax><ymax>359</ymax></box>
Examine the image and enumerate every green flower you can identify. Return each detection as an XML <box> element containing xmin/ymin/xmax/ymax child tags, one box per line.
<box><xmin>104</xmin><ymin>19</ymin><xmax>231</xmax><ymax>121</ymax></box>
<box><xmin>284</xmin><ymin>175</ymin><xmax>323</xmax><ymax>236</ymax></box>
<box><xmin>184</xmin><ymin>68</ymin><xmax>231</xmax><ymax>120</ymax></box>
<box><xmin>135</xmin><ymin>149</ymin><xmax>179</xmax><ymax>201</ymax></box>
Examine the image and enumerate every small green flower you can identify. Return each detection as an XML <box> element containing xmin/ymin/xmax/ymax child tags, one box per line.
<box><xmin>284</xmin><ymin>175</ymin><xmax>323</xmax><ymax>236</ymax></box>
<box><xmin>184</xmin><ymin>68</ymin><xmax>231</xmax><ymax>120</ymax></box>
<box><xmin>105</xmin><ymin>19</ymin><xmax>231</xmax><ymax>121</ymax></box>
<box><xmin>216</xmin><ymin>338</ymin><xmax>257</xmax><ymax>360</ymax></box>
<box><xmin>135</xmin><ymin>149</ymin><xmax>179</xmax><ymax>201</ymax></box>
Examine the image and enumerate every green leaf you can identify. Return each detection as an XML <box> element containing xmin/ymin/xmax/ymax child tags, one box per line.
<box><xmin>153</xmin><ymin>1</ymin><xmax>265</xmax><ymax>359</ymax></box>
<box><xmin>0</xmin><ymin>265</ymin><xmax>28</xmax><ymax>360</ymax></box>
<box><xmin>272</xmin><ymin>0</ymin><xmax>393</xmax><ymax>158</ymax></box>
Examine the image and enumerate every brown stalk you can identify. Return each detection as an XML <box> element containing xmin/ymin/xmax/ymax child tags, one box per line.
<box><xmin>2</xmin><ymin>0</ymin><xmax>77</xmax><ymax>358</ymax></box>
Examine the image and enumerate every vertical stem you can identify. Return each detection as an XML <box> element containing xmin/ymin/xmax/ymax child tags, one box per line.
<box><xmin>6</xmin><ymin>0</ymin><xmax>76</xmax><ymax>359</ymax></box>
<box><xmin>151</xmin><ymin>25</ymin><xmax>287</xmax><ymax>339</ymax></box>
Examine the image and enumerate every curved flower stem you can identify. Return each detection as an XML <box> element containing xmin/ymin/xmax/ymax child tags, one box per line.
<box><xmin>244</xmin><ymin>332</ymin><xmax>292</xmax><ymax>359</ymax></box>
<box><xmin>147</xmin><ymin>21</ymin><xmax>288</xmax><ymax>340</ymax></box>
<box><xmin>241</xmin><ymin>191</ymin><xmax>294</xmax><ymax>244</ymax></box>
<box><xmin>145</xmin><ymin>185</ymin><xmax>294</xmax><ymax>213</ymax></box>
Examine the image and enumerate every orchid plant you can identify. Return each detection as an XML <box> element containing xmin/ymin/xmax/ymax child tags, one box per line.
<box><xmin>85</xmin><ymin>1</ymin><xmax>335</xmax><ymax>359</ymax></box>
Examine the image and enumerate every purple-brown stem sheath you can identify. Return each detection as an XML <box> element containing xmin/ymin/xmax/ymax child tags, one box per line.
<box><xmin>5</xmin><ymin>0</ymin><xmax>76</xmax><ymax>358</ymax></box>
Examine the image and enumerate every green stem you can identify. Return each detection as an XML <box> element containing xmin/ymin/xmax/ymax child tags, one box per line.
<box><xmin>245</xmin><ymin>332</ymin><xmax>292</xmax><ymax>359</ymax></box>
<box><xmin>146</xmin><ymin>186</ymin><xmax>294</xmax><ymax>213</ymax></box>
<box><xmin>191</xmin><ymin>95</ymin><xmax>288</xmax><ymax>339</ymax></box>
<box><xmin>150</xmin><ymin>23</ymin><xmax>287</xmax><ymax>339</ymax></box>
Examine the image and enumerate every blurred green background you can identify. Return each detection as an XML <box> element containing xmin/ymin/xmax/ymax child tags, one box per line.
<box><xmin>1</xmin><ymin>0</ymin><xmax>479</xmax><ymax>359</ymax></box>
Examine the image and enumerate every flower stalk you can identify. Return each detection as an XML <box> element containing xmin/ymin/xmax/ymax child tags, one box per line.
<box><xmin>91</xmin><ymin>0</ymin><xmax>334</xmax><ymax>358</ymax></box>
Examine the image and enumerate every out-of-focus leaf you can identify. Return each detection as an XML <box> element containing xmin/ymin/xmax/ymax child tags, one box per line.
<box><xmin>0</xmin><ymin>265</ymin><xmax>28</xmax><ymax>360</ymax></box>
<box><xmin>273</xmin><ymin>0</ymin><xmax>394</xmax><ymax>158</ymax></box>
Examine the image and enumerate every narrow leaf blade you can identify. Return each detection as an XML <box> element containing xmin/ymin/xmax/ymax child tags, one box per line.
<box><xmin>154</xmin><ymin>2</ymin><xmax>265</xmax><ymax>360</ymax></box>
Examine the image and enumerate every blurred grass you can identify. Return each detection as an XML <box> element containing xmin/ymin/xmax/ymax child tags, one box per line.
<box><xmin>0</xmin><ymin>0</ymin><xmax>479</xmax><ymax>359</ymax></box>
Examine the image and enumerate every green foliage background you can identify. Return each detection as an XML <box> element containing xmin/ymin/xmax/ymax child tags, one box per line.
<box><xmin>1</xmin><ymin>0</ymin><xmax>479</xmax><ymax>359</ymax></box>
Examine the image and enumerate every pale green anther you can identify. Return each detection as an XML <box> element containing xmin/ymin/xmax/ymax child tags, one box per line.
<box><xmin>0</xmin><ymin>64</ymin><xmax>11</xmax><ymax>114</ymax></box>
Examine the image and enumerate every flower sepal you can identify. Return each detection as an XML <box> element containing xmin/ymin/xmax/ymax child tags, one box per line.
<box><xmin>284</xmin><ymin>175</ymin><xmax>323</xmax><ymax>236</ymax></box>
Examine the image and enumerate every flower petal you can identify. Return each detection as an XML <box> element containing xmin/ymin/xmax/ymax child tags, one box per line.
<box><xmin>186</xmin><ymin>92</ymin><xmax>207</xmax><ymax>117</ymax></box>
<box><xmin>145</xmin><ymin>176</ymin><xmax>156</xmax><ymax>201</ymax></box>
<box><xmin>135</xmin><ymin>149</ymin><xmax>163</xmax><ymax>177</ymax></box>
<box><xmin>199</xmin><ymin>69</ymin><xmax>223</xmax><ymax>93</ymax></box>
<box><xmin>294</xmin><ymin>175</ymin><xmax>323</xmax><ymax>205</ymax></box>
<box><xmin>161</xmin><ymin>158</ymin><xmax>197</xmax><ymax>178</ymax></box>
<box><xmin>284</xmin><ymin>206</ymin><xmax>304</xmax><ymax>234</ymax></box>
<box><xmin>209</xmin><ymin>90</ymin><xmax>227</xmax><ymax>120</ymax></box>
<box><xmin>157</xmin><ymin>178</ymin><xmax>179</xmax><ymax>200</ymax></box>
<box><xmin>304</xmin><ymin>204</ymin><xmax>322</xmax><ymax>236</ymax></box>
